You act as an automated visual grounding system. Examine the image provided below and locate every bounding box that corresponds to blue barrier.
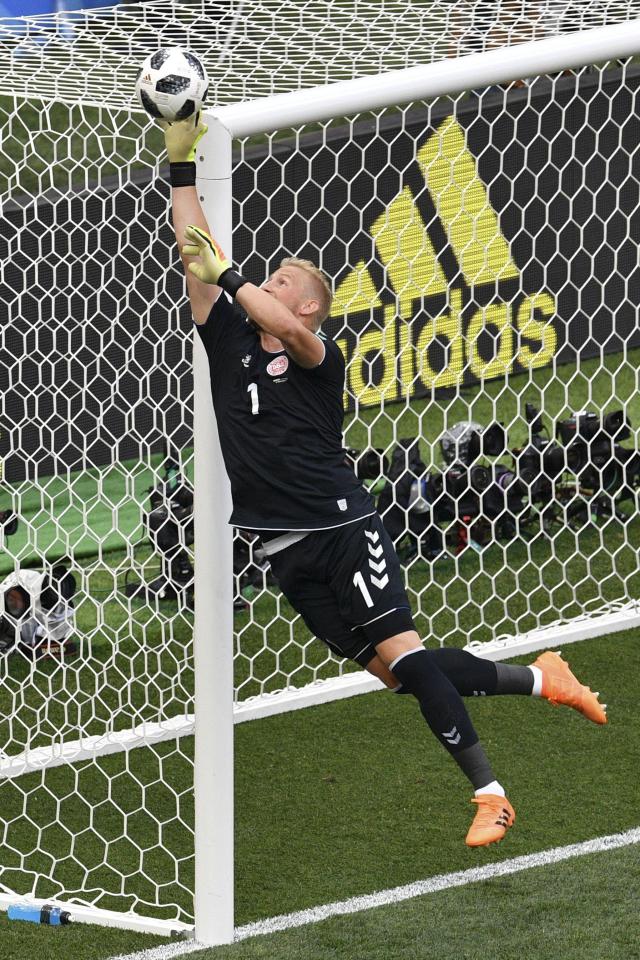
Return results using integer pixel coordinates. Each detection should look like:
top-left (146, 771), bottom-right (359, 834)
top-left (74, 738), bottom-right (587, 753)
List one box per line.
top-left (0, 1), bottom-right (53, 12)
top-left (0, 0), bottom-right (118, 12)
top-left (0, 0), bottom-right (118, 45)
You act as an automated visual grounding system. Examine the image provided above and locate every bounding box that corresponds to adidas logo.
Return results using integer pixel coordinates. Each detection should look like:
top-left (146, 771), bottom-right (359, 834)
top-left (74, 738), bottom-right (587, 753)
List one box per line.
top-left (330, 116), bottom-right (558, 406)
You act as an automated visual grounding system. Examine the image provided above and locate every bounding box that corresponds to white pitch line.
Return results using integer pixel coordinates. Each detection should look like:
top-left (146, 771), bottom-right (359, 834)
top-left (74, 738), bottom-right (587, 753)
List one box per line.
top-left (109, 826), bottom-right (640, 960)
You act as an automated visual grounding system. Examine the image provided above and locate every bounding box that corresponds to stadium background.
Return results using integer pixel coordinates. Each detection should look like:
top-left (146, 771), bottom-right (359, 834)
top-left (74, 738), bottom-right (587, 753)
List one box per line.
top-left (2, 65), bottom-right (639, 483)
top-left (0, 5), bottom-right (639, 956)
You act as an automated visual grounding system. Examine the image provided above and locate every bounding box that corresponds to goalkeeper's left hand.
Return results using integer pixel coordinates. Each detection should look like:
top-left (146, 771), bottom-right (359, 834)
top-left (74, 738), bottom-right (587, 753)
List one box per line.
top-left (182, 225), bottom-right (231, 285)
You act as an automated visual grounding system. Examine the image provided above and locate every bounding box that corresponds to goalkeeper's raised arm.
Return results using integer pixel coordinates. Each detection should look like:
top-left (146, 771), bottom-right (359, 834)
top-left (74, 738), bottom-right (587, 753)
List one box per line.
top-left (163, 115), bottom-right (219, 326)
top-left (164, 115), bottom-right (325, 370)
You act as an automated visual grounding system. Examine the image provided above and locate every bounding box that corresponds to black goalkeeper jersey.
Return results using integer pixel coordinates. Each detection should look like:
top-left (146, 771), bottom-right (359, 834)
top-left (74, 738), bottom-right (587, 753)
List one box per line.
top-left (196, 293), bottom-right (375, 531)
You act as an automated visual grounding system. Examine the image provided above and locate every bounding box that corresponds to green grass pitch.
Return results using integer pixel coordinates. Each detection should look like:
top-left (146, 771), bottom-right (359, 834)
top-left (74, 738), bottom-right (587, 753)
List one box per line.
top-left (0, 628), bottom-right (637, 960)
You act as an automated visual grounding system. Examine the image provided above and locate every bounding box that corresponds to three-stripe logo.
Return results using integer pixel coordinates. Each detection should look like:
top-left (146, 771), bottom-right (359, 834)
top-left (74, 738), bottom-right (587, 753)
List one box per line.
top-left (329, 115), bottom-right (558, 404)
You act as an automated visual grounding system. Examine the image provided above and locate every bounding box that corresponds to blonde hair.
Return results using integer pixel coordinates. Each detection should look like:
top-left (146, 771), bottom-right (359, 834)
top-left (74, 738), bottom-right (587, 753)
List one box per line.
top-left (280, 257), bottom-right (333, 329)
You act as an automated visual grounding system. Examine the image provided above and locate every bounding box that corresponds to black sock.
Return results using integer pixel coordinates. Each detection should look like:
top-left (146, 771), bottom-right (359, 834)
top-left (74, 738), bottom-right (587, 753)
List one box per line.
top-left (494, 662), bottom-right (535, 695)
top-left (430, 648), bottom-right (534, 696)
top-left (429, 648), bottom-right (498, 696)
top-left (453, 743), bottom-right (496, 791)
top-left (390, 648), bottom-right (496, 789)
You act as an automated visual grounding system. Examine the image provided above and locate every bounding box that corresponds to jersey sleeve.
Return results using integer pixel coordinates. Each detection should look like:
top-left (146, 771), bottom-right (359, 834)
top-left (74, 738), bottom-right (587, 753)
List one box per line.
top-left (195, 292), bottom-right (247, 361)
top-left (296, 337), bottom-right (345, 385)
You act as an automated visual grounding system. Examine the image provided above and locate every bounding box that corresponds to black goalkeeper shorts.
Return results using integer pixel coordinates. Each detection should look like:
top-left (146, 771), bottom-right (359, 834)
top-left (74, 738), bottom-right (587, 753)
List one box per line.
top-left (267, 513), bottom-right (416, 666)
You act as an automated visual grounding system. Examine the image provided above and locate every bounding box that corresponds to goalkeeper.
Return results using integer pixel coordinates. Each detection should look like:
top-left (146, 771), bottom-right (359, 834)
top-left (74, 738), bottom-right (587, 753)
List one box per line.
top-left (164, 115), bottom-right (607, 848)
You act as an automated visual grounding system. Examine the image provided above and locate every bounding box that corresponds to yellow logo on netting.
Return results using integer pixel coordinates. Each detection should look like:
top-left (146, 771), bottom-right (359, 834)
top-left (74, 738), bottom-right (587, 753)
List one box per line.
top-left (331, 116), bottom-right (557, 406)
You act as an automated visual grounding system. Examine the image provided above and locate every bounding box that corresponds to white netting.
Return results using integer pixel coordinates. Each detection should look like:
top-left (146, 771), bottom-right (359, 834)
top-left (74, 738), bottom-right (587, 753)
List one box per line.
top-left (2, 0), bottom-right (640, 107)
top-left (0, 0), bottom-right (639, 932)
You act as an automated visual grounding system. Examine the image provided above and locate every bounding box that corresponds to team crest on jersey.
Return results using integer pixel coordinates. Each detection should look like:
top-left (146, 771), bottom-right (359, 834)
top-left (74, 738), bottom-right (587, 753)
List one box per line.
top-left (266, 356), bottom-right (289, 377)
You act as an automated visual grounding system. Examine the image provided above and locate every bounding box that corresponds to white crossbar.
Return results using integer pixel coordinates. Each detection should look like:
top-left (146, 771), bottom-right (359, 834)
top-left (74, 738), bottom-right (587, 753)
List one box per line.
top-left (213, 20), bottom-right (640, 136)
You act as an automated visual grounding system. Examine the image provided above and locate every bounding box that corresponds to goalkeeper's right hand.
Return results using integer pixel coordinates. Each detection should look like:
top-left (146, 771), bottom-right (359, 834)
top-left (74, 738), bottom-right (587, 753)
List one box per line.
top-left (160, 113), bottom-right (207, 163)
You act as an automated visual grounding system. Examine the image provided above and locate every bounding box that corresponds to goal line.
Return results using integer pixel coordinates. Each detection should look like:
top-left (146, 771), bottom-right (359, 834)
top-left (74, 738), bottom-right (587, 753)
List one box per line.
top-left (105, 825), bottom-right (640, 959)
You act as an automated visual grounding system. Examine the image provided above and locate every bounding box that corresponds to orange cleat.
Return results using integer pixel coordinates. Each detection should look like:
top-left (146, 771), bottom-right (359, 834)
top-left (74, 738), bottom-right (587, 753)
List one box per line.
top-left (533, 650), bottom-right (607, 725)
top-left (466, 794), bottom-right (515, 847)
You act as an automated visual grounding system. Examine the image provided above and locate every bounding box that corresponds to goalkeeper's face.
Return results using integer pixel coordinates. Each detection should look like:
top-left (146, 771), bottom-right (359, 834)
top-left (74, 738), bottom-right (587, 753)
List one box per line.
top-left (262, 267), bottom-right (318, 327)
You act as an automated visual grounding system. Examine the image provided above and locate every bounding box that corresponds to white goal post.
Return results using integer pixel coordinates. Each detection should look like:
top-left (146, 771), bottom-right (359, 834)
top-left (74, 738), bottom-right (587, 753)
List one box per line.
top-left (1, 3), bottom-right (639, 947)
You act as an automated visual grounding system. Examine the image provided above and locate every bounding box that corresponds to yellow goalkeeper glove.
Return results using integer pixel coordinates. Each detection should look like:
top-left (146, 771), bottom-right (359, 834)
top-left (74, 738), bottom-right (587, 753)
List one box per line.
top-left (182, 225), bottom-right (248, 297)
top-left (161, 114), bottom-right (208, 186)
top-left (161, 113), bottom-right (207, 162)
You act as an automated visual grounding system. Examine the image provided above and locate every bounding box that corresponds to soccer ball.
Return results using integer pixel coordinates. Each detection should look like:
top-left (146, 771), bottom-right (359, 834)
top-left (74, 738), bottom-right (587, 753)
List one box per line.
top-left (135, 48), bottom-right (209, 122)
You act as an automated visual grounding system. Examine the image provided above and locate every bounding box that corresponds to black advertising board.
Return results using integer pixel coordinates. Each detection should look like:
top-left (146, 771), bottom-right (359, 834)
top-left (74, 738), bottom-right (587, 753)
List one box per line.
top-left (0, 179), bottom-right (191, 481)
top-left (235, 66), bottom-right (640, 408)
top-left (1, 66), bottom-right (638, 479)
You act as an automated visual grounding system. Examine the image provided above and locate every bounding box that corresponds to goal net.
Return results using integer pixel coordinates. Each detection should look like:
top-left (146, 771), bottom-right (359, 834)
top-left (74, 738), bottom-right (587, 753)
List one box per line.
top-left (0, 0), bottom-right (639, 938)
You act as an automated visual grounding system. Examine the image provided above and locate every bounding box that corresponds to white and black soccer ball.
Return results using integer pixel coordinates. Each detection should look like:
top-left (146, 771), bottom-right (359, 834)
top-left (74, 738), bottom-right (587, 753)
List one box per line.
top-left (135, 48), bottom-right (209, 122)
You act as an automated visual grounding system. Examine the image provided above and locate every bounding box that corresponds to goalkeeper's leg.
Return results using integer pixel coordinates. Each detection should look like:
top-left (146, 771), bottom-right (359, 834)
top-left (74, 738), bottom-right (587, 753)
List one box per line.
top-left (367, 646), bottom-right (606, 724)
top-left (372, 632), bottom-right (515, 847)
top-left (270, 515), bottom-right (516, 847)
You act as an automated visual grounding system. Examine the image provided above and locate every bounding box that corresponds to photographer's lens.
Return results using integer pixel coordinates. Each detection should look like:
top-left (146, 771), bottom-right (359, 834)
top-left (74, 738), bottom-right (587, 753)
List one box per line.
top-left (5, 586), bottom-right (30, 618)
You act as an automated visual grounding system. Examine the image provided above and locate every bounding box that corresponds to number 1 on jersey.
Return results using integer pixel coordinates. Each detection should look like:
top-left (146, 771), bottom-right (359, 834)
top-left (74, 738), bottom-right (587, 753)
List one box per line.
top-left (353, 570), bottom-right (374, 608)
top-left (247, 382), bottom-right (259, 415)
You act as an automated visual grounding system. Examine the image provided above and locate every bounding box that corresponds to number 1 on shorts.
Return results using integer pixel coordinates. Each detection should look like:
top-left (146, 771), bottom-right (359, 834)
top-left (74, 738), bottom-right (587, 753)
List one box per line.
top-left (353, 570), bottom-right (374, 608)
